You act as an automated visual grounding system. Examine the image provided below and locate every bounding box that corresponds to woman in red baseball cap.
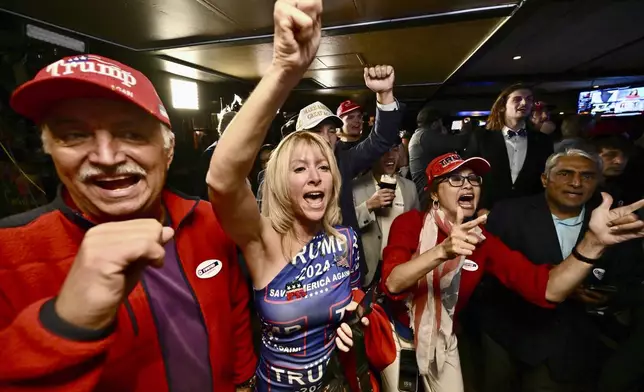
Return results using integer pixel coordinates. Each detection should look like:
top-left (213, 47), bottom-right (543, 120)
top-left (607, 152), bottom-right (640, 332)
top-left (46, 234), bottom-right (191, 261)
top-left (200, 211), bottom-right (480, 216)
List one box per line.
top-left (371, 152), bottom-right (644, 392)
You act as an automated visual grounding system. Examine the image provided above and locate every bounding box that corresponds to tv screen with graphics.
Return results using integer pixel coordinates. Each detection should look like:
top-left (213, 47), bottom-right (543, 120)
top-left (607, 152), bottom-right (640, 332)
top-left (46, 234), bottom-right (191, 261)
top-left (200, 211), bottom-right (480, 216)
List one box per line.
top-left (578, 86), bottom-right (643, 116)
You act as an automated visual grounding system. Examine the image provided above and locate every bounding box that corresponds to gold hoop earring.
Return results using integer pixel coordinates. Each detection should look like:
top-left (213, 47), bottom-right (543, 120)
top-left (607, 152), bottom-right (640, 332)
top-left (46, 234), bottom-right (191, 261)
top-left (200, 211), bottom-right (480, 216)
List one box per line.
top-left (432, 199), bottom-right (439, 210)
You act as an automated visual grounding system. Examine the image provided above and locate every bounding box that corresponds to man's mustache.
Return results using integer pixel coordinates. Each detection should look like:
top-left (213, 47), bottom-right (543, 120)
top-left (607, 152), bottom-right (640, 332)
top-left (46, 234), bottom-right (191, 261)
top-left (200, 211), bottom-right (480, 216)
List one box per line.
top-left (77, 163), bottom-right (146, 182)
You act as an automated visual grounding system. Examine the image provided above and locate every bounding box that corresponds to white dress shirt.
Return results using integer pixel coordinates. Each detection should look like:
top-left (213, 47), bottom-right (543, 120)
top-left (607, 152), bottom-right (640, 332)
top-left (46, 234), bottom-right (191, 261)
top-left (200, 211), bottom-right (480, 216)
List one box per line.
top-left (371, 176), bottom-right (405, 257)
top-left (376, 100), bottom-right (399, 111)
top-left (502, 126), bottom-right (528, 183)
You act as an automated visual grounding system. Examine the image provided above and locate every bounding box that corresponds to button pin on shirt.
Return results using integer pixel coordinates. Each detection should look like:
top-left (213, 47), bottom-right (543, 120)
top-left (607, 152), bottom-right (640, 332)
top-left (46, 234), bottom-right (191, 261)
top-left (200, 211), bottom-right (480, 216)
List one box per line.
top-left (195, 259), bottom-right (222, 279)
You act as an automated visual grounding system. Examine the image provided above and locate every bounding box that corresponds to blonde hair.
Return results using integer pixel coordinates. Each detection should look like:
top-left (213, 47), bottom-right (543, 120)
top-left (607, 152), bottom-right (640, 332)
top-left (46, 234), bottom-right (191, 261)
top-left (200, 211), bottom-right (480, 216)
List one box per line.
top-left (260, 131), bottom-right (344, 242)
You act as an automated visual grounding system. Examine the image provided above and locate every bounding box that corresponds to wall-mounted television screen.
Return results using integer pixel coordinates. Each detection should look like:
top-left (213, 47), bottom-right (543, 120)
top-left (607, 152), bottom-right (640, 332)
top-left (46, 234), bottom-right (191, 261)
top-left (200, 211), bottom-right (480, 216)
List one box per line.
top-left (578, 87), bottom-right (643, 116)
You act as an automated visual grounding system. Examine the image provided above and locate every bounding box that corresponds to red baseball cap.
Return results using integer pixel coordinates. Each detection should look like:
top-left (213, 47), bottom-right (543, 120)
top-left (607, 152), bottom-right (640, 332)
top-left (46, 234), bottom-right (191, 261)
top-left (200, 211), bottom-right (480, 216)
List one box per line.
top-left (10, 54), bottom-right (171, 128)
top-left (426, 153), bottom-right (490, 185)
top-left (337, 100), bottom-right (362, 117)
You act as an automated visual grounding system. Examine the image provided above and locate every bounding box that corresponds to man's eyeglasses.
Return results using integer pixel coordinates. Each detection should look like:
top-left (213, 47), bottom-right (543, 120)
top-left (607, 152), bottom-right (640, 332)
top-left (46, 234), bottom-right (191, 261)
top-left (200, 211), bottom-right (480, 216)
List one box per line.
top-left (440, 174), bottom-right (483, 187)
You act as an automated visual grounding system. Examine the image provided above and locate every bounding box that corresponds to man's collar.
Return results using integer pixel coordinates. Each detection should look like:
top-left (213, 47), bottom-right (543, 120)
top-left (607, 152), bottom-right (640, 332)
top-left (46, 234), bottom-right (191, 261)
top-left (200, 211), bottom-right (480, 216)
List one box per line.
top-left (552, 206), bottom-right (585, 225)
top-left (54, 186), bottom-right (200, 230)
top-left (502, 120), bottom-right (526, 134)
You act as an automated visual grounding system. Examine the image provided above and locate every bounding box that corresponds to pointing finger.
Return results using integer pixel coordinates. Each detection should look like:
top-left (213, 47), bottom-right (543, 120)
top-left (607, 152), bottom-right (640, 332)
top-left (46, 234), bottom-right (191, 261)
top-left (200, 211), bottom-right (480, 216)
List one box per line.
top-left (621, 198), bottom-right (644, 215)
top-left (460, 214), bottom-right (487, 230)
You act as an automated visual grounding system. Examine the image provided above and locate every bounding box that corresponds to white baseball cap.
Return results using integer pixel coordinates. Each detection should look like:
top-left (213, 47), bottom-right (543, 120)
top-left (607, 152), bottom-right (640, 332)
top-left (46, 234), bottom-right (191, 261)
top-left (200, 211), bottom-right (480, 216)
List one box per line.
top-left (296, 101), bottom-right (344, 131)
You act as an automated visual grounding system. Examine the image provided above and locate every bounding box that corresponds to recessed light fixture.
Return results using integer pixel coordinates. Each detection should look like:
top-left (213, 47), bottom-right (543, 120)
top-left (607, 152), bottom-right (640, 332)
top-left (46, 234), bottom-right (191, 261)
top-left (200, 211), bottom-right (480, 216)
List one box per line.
top-left (593, 85), bottom-right (599, 88)
top-left (559, 112), bottom-right (564, 115)
top-left (513, 55), bottom-right (522, 60)
top-left (26, 24), bottom-right (86, 52)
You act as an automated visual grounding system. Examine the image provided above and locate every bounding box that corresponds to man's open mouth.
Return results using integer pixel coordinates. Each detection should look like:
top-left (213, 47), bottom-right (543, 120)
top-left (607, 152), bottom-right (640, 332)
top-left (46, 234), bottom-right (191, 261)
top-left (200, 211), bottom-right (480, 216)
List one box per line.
top-left (92, 175), bottom-right (142, 191)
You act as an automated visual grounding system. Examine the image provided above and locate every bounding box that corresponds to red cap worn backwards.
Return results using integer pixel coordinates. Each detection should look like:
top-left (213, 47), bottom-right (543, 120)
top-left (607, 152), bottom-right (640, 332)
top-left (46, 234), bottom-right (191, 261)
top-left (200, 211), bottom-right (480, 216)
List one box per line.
top-left (336, 100), bottom-right (362, 117)
top-left (10, 54), bottom-right (171, 128)
top-left (426, 152), bottom-right (491, 186)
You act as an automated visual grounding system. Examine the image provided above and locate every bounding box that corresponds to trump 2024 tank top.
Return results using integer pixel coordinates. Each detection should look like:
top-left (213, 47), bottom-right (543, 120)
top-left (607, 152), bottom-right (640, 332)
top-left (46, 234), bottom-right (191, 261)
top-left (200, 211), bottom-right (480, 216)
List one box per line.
top-left (254, 226), bottom-right (360, 392)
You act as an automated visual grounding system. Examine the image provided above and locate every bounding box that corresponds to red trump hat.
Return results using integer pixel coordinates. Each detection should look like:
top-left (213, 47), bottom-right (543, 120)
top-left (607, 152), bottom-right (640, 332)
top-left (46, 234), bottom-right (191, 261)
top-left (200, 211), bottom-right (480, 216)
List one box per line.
top-left (337, 100), bottom-right (362, 117)
top-left (11, 54), bottom-right (171, 128)
top-left (426, 152), bottom-right (490, 185)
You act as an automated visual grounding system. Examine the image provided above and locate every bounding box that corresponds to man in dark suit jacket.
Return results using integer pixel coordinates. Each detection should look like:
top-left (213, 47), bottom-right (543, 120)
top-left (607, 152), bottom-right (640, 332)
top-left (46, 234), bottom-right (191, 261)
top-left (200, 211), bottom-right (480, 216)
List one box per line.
top-left (474, 149), bottom-right (644, 391)
top-left (466, 85), bottom-right (553, 213)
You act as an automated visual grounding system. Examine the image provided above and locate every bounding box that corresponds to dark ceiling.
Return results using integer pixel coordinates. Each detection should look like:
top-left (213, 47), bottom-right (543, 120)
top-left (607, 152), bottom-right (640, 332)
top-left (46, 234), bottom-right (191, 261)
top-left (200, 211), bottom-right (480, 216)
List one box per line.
top-left (0, 0), bottom-right (643, 113)
top-left (439, 0), bottom-right (644, 111)
top-left (0, 0), bottom-right (515, 102)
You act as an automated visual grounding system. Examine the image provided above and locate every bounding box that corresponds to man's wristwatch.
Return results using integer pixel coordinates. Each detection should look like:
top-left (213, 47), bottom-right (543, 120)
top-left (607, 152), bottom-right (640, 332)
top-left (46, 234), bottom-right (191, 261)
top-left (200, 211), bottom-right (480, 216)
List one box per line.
top-left (237, 375), bottom-right (257, 389)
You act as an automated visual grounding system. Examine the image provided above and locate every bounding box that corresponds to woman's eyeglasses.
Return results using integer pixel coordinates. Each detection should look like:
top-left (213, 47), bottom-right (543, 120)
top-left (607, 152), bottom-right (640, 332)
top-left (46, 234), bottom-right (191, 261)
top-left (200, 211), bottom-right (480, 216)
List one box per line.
top-left (441, 174), bottom-right (483, 187)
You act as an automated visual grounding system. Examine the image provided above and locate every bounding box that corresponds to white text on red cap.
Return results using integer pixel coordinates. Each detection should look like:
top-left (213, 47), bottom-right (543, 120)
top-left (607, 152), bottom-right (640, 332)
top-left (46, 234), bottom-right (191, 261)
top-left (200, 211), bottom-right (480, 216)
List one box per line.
top-left (46, 56), bottom-right (137, 88)
top-left (439, 155), bottom-right (459, 168)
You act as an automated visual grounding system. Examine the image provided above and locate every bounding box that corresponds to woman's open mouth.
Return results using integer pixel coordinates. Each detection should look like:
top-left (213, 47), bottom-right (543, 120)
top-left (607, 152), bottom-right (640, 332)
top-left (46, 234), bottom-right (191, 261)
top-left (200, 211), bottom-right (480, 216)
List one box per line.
top-left (304, 191), bottom-right (325, 209)
top-left (458, 193), bottom-right (475, 209)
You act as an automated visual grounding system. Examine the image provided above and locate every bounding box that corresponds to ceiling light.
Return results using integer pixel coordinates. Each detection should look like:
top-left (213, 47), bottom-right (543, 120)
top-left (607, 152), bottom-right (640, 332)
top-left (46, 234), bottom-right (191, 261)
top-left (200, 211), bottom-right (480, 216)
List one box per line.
top-left (559, 112), bottom-right (564, 115)
top-left (170, 78), bottom-right (199, 110)
top-left (593, 85), bottom-right (599, 88)
top-left (512, 55), bottom-right (522, 60)
top-left (26, 24), bottom-right (86, 52)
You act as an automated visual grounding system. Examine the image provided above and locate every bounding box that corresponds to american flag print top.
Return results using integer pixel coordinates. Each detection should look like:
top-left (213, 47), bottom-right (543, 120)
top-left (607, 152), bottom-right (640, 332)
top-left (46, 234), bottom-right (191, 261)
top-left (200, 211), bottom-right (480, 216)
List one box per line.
top-left (254, 226), bottom-right (360, 392)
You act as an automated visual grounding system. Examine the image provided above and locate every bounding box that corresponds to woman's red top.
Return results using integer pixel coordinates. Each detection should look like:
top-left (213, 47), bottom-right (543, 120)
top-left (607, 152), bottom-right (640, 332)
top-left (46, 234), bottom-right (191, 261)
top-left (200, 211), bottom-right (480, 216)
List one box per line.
top-left (380, 209), bottom-right (554, 327)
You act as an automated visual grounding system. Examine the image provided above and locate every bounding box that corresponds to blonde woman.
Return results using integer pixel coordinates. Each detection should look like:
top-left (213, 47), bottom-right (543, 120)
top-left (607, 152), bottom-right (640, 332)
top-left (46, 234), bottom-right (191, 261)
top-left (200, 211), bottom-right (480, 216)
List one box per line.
top-left (208, 1), bottom-right (365, 391)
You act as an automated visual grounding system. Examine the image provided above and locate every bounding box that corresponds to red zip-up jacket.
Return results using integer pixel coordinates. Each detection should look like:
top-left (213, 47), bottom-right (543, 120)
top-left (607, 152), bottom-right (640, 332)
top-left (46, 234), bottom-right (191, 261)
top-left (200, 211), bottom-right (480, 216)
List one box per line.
top-left (0, 188), bottom-right (257, 391)
top-left (380, 209), bottom-right (554, 328)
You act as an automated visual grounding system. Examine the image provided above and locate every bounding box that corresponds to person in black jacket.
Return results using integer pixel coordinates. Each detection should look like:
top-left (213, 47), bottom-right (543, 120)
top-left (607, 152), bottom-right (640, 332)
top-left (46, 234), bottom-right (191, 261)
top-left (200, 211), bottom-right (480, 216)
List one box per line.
top-left (474, 148), bottom-right (644, 391)
top-left (591, 135), bottom-right (641, 209)
top-left (409, 106), bottom-right (474, 209)
top-left (466, 84), bottom-right (553, 215)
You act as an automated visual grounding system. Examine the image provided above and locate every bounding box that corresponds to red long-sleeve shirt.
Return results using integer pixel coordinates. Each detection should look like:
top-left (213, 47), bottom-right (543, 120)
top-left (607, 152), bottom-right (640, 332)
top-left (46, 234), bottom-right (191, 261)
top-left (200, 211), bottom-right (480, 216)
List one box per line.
top-left (380, 209), bottom-right (554, 327)
top-left (0, 189), bottom-right (257, 391)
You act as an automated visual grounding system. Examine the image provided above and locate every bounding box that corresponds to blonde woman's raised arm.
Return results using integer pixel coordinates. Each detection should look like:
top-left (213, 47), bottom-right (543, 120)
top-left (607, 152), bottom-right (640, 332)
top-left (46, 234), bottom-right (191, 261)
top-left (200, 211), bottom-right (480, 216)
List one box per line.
top-left (207, 0), bottom-right (322, 248)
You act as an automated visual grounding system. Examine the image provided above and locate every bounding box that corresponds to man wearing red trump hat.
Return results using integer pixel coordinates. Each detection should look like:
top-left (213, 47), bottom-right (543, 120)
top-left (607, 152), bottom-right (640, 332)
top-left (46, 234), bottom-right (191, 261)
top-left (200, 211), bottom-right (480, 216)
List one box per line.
top-left (0, 53), bottom-right (257, 391)
top-left (337, 99), bottom-right (364, 149)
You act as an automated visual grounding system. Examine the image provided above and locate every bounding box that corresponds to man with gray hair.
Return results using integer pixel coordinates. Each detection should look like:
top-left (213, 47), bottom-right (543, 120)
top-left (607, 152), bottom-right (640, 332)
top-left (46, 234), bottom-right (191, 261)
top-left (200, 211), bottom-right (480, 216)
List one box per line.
top-left (0, 54), bottom-right (257, 391)
top-left (473, 148), bottom-right (644, 391)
